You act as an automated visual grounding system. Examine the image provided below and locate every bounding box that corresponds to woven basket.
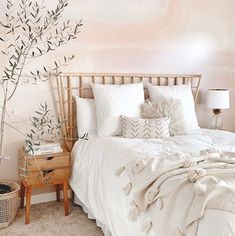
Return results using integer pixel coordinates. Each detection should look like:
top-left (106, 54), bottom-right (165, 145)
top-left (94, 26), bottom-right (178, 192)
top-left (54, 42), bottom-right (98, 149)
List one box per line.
top-left (0, 181), bottom-right (20, 229)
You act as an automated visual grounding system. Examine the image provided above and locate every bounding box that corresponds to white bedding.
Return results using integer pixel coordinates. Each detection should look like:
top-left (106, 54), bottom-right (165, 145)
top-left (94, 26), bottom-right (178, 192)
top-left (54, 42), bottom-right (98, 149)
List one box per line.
top-left (70, 129), bottom-right (235, 236)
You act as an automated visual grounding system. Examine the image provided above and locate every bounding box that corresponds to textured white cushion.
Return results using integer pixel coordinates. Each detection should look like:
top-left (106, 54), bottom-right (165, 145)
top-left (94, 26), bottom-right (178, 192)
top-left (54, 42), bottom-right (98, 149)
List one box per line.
top-left (147, 83), bottom-right (199, 130)
top-left (92, 83), bottom-right (145, 136)
top-left (122, 116), bottom-right (170, 139)
top-left (141, 99), bottom-right (188, 136)
top-left (75, 97), bottom-right (97, 136)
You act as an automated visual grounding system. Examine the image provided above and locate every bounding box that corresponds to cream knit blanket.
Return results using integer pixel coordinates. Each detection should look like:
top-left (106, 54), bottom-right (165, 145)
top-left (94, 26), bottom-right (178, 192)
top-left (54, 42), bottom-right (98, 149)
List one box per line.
top-left (115, 151), bottom-right (235, 235)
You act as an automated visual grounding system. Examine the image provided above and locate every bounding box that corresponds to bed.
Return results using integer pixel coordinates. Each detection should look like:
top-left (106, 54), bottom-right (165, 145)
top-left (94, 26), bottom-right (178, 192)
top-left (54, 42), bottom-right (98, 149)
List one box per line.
top-left (54, 73), bottom-right (235, 236)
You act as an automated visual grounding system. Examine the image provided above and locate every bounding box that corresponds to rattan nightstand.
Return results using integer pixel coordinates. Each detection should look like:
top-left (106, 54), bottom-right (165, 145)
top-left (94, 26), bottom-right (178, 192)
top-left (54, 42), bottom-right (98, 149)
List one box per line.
top-left (18, 148), bottom-right (70, 224)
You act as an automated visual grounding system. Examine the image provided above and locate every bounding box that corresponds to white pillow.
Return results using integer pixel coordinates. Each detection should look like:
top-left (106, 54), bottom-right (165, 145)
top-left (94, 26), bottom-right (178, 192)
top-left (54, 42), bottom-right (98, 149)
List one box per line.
top-left (122, 115), bottom-right (170, 139)
top-left (75, 97), bottom-right (97, 136)
top-left (147, 83), bottom-right (199, 131)
top-left (92, 83), bottom-right (145, 136)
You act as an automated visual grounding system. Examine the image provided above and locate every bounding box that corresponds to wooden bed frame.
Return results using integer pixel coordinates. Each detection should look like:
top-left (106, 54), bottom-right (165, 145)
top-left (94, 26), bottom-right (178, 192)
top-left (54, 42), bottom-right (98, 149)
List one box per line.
top-left (53, 73), bottom-right (201, 151)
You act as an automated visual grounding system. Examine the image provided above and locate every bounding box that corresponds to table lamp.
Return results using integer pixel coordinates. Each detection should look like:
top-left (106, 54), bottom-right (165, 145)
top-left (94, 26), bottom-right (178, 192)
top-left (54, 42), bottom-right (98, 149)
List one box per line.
top-left (206, 89), bottom-right (230, 129)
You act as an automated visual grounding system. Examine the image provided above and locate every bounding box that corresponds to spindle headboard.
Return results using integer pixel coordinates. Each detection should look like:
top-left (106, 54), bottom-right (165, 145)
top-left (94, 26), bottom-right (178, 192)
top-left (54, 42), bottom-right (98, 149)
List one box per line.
top-left (54, 73), bottom-right (201, 150)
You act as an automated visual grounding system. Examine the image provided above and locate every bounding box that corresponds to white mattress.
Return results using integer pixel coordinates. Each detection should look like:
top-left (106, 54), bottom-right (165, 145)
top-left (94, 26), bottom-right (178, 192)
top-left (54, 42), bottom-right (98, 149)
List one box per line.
top-left (70, 129), bottom-right (235, 236)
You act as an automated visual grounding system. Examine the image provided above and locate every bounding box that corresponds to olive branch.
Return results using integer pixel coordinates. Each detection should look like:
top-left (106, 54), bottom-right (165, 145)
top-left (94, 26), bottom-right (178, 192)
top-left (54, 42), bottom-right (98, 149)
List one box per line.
top-left (0, 0), bottom-right (82, 163)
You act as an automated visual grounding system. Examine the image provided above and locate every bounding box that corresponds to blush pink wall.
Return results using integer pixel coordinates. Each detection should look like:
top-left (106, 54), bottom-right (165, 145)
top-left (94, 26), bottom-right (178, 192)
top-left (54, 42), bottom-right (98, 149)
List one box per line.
top-left (70, 0), bottom-right (235, 130)
top-left (0, 0), bottom-right (235, 182)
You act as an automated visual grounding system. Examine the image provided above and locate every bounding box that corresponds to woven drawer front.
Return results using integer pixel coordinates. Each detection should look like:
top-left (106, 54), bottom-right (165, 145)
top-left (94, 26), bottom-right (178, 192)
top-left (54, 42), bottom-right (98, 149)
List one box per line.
top-left (23, 168), bottom-right (70, 185)
top-left (24, 154), bottom-right (69, 171)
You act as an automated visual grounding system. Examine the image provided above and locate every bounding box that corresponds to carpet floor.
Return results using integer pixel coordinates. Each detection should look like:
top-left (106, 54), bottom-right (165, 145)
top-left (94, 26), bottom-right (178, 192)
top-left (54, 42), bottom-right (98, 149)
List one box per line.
top-left (0, 201), bottom-right (104, 236)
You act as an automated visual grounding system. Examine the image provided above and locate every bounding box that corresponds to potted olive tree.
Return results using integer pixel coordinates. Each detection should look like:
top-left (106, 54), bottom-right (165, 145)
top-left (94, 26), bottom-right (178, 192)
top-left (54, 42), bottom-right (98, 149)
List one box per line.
top-left (0, 0), bottom-right (82, 228)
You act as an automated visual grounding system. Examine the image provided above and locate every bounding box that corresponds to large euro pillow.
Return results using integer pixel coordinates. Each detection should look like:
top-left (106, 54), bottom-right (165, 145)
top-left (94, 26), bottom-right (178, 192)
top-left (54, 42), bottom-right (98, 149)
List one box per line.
top-left (147, 83), bottom-right (199, 131)
top-left (75, 97), bottom-right (97, 137)
top-left (92, 83), bottom-right (145, 136)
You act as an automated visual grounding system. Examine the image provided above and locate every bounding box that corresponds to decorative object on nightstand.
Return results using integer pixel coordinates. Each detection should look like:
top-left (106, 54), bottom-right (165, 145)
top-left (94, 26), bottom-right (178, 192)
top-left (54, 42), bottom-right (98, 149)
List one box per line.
top-left (18, 148), bottom-right (70, 224)
top-left (27, 142), bottom-right (63, 156)
top-left (206, 89), bottom-right (230, 129)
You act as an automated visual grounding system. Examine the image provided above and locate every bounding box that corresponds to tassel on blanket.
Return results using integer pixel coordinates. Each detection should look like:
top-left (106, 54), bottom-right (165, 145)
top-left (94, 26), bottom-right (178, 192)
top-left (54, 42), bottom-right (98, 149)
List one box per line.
top-left (123, 182), bottom-right (132, 195)
top-left (187, 168), bottom-right (206, 183)
top-left (115, 166), bottom-right (125, 176)
top-left (194, 182), bottom-right (207, 195)
top-left (142, 221), bottom-right (153, 235)
top-left (144, 187), bottom-right (159, 205)
top-left (156, 197), bottom-right (164, 210)
top-left (129, 201), bottom-right (140, 221)
top-left (194, 176), bottom-right (218, 195)
top-left (183, 160), bottom-right (197, 168)
top-left (132, 159), bottom-right (146, 175)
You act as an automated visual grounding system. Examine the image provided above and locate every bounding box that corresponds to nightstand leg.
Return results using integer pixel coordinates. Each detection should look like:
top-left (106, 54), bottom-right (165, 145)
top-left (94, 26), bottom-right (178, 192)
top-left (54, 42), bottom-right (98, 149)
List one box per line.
top-left (63, 181), bottom-right (69, 216)
top-left (56, 184), bottom-right (61, 202)
top-left (25, 186), bottom-right (32, 224)
top-left (20, 182), bottom-right (25, 209)
top-left (72, 190), bottom-right (75, 205)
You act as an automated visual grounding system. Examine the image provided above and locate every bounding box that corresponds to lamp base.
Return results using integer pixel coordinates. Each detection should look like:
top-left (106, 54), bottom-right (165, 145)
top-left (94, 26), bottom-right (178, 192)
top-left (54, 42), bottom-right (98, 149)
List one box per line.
top-left (210, 110), bottom-right (223, 130)
top-left (213, 109), bottom-right (221, 115)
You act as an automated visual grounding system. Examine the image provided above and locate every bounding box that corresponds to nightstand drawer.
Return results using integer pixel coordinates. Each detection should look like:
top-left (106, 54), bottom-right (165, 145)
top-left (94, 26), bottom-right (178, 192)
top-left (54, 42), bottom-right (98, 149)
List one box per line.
top-left (18, 147), bottom-right (71, 224)
top-left (22, 167), bottom-right (70, 186)
top-left (24, 155), bottom-right (69, 171)
top-left (18, 148), bottom-right (70, 171)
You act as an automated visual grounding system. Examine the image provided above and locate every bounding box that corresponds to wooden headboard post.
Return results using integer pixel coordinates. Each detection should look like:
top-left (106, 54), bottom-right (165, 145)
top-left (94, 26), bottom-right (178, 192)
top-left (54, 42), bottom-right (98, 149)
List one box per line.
top-left (54, 73), bottom-right (201, 151)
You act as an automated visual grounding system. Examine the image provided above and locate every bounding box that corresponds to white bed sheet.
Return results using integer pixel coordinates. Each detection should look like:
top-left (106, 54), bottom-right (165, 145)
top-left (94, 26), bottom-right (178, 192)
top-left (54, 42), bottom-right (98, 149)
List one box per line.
top-left (70, 129), bottom-right (235, 236)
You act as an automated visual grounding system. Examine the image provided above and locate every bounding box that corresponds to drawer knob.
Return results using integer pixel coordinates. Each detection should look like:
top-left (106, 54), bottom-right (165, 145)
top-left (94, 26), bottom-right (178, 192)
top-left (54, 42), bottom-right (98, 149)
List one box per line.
top-left (43, 169), bottom-right (54, 177)
top-left (46, 157), bottom-right (54, 161)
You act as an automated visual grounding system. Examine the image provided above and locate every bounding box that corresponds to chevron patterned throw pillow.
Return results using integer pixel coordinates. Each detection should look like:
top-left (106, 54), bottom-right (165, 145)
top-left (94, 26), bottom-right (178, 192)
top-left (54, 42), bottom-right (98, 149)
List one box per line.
top-left (122, 116), bottom-right (170, 139)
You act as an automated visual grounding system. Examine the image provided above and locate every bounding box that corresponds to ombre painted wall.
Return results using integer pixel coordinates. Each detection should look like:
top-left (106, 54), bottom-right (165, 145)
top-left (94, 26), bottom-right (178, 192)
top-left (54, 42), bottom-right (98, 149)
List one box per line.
top-left (0, 0), bottom-right (235, 182)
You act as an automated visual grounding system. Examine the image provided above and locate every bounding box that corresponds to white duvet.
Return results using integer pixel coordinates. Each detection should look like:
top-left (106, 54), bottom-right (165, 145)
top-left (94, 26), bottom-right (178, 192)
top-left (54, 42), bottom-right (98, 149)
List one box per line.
top-left (70, 129), bottom-right (235, 236)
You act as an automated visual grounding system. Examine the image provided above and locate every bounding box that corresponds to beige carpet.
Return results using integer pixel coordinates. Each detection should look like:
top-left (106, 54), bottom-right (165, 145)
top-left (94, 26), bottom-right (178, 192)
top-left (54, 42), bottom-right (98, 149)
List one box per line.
top-left (0, 201), bottom-right (104, 236)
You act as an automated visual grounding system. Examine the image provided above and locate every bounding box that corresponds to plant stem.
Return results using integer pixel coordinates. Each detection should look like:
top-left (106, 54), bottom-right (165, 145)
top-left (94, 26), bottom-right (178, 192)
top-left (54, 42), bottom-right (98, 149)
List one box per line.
top-left (7, 45), bottom-right (31, 101)
top-left (0, 93), bottom-right (7, 164)
top-left (5, 122), bottom-right (27, 137)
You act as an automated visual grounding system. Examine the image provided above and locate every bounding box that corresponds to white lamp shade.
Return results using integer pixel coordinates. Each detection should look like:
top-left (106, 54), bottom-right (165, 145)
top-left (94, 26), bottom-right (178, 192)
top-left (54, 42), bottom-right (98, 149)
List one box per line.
top-left (206, 89), bottom-right (230, 109)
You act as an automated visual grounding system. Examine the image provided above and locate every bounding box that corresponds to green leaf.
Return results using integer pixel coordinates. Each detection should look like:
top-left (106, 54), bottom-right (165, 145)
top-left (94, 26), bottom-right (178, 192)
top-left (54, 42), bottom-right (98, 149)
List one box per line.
top-left (37, 47), bottom-right (42, 54)
top-left (25, 139), bottom-right (32, 146)
top-left (0, 21), bottom-right (10, 28)
top-left (27, 161), bottom-right (32, 166)
top-left (30, 129), bottom-right (36, 134)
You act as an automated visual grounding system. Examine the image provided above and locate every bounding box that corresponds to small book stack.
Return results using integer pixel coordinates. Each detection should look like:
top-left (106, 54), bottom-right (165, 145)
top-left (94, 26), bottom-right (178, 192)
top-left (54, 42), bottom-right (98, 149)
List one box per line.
top-left (28, 142), bottom-right (63, 156)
